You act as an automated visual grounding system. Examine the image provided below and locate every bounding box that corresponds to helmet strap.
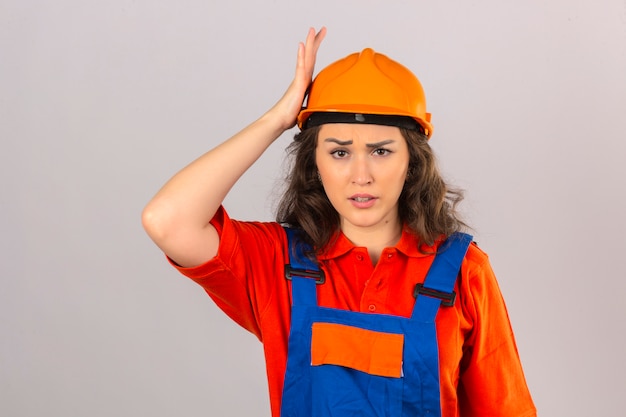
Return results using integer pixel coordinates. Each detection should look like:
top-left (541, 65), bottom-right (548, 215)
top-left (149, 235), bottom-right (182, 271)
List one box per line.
top-left (304, 112), bottom-right (422, 133)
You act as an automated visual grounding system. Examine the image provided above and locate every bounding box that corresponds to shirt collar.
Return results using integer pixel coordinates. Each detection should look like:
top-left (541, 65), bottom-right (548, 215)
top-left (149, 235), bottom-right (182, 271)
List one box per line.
top-left (318, 227), bottom-right (440, 260)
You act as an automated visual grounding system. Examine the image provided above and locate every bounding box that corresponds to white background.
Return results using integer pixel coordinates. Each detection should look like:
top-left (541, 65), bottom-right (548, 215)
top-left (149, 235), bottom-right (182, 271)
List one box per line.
top-left (2, 0), bottom-right (625, 416)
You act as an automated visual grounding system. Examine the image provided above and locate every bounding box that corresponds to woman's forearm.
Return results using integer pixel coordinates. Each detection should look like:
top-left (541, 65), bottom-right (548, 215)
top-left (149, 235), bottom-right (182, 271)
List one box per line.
top-left (141, 110), bottom-right (287, 266)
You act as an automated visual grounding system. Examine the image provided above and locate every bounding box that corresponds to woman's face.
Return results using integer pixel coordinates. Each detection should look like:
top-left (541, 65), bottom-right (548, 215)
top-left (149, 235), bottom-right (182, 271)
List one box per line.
top-left (316, 123), bottom-right (410, 236)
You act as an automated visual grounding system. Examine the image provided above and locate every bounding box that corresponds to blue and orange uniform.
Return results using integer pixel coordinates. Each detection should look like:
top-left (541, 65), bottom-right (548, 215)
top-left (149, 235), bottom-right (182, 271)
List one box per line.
top-left (170, 207), bottom-right (536, 417)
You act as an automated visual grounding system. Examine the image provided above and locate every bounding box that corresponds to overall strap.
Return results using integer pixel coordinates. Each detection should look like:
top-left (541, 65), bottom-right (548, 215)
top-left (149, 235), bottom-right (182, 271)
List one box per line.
top-left (284, 227), bottom-right (324, 306)
top-left (412, 232), bottom-right (473, 321)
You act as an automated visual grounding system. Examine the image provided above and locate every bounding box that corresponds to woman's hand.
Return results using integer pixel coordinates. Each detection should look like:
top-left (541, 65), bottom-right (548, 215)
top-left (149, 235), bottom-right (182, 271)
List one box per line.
top-left (268, 27), bottom-right (327, 131)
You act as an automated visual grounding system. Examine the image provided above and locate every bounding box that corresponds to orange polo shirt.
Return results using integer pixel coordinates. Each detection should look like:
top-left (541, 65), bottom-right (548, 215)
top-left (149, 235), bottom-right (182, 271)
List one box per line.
top-left (170, 207), bottom-right (536, 417)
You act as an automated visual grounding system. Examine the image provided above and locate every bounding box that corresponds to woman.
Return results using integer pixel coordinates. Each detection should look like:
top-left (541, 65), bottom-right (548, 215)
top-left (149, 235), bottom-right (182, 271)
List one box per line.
top-left (142, 28), bottom-right (536, 417)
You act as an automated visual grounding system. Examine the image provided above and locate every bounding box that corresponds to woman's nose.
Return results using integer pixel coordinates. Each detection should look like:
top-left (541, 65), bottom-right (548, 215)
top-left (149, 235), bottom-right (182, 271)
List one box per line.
top-left (351, 156), bottom-right (373, 185)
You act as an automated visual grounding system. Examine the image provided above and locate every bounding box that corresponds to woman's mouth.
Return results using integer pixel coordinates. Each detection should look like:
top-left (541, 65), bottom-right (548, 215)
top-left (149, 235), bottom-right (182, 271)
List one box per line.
top-left (349, 194), bottom-right (377, 208)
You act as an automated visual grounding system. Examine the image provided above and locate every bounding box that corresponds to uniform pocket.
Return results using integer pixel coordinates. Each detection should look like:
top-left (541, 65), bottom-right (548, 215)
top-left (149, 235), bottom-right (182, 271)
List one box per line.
top-left (311, 322), bottom-right (404, 378)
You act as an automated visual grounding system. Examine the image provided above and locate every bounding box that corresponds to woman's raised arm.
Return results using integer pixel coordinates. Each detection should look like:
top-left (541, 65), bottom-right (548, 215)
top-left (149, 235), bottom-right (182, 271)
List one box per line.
top-left (142, 27), bottom-right (326, 267)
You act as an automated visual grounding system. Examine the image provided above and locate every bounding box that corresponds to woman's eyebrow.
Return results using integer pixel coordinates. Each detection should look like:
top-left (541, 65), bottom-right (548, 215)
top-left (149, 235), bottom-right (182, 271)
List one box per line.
top-left (366, 139), bottom-right (395, 148)
top-left (323, 138), bottom-right (353, 146)
top-left (323, 138), bottom-right (396, 147)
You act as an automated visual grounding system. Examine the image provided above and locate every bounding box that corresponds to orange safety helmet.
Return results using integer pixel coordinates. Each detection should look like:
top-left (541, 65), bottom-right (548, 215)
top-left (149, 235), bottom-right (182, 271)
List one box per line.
top-left (297, 48), bottom-right (433, 137)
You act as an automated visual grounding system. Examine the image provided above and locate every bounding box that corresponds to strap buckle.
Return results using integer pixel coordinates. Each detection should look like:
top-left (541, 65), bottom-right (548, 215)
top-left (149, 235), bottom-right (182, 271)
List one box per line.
top-left (284, 265), bottom-right (325, 284)
top-left (413, 283), bottom-right (456, 307)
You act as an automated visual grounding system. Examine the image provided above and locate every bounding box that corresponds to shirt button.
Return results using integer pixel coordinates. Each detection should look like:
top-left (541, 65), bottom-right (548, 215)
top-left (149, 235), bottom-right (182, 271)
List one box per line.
top-left (368, 304), bottom-right (376, 312)
top-left (356, 254), bottom-right (364, 261)
top-left (387, 253), bottom-right (393, 259)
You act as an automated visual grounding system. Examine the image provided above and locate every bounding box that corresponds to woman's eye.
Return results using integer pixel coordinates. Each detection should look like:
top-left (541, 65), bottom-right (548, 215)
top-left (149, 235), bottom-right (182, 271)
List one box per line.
top-left (374, 148), bottom-right (391, 156)
top-left (331, 150), bottom-right (348, 158)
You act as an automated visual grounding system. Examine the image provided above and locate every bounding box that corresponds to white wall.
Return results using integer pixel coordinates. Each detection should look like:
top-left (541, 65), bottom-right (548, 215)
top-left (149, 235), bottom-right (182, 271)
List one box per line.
top-left (2, 0), bottom-right (625, 415)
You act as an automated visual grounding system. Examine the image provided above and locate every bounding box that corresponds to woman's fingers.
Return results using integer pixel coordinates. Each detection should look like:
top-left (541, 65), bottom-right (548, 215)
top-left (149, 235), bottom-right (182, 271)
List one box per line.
top-left (302, 27), bottom-right (326, 78)
top-left (292, 27), bottom-right (326, 95)
top-left (268, 27), bottom-right (327, 130)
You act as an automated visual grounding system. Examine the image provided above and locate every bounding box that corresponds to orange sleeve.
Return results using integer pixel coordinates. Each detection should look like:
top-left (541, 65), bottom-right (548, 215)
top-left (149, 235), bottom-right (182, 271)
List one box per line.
top-left (457, 246), bottom-right (536, 416)
top-left (168, 206), bottom-right (287, 341)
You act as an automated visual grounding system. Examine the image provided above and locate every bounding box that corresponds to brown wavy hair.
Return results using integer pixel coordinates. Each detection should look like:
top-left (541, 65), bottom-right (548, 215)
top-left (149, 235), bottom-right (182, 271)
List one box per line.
top-left (276, 125), bottom-right (467, 253)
